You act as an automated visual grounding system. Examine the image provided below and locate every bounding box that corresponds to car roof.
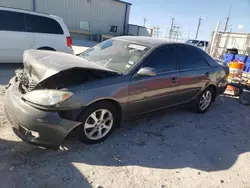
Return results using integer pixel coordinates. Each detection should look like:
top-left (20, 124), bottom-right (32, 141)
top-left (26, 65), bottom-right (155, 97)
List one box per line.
top-left (114, 36), bottom-right (172, 47)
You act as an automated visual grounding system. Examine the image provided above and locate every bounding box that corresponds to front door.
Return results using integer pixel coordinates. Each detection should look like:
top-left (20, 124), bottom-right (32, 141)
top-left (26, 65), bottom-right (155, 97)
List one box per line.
top-left (127, 46), bottom-right (180, 117)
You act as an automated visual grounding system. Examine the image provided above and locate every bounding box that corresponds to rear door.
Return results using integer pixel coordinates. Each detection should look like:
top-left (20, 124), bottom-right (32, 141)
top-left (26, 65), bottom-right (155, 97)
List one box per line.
top-left (176, 45), bottom-right (212, 103)
top-left (127, 46), bottom-right (180, 116)
top-left (25, 14), bottom-right (65, 51)
top-left (0, 10), bottom-right (33, 63)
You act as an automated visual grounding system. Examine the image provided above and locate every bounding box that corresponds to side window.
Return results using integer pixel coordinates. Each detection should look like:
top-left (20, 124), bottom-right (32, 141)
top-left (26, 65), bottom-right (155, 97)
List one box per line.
top-left (144, 47), bottom-right (177, 73)
top-left (205, 41), bottom-right (208, 47)
top-left (0, 10), bottom-right (25, 31)
top-left (197, 41), bottom-right (204, 47)
top-left (25, 14), bottom-right (64, 34)
top-left (178, 46), bottom-right (210, 70)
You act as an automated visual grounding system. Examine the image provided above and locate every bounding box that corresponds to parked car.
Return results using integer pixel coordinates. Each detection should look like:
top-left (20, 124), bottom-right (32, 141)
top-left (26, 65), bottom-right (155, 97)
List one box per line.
top-left (4, 36), bottom-right (229, 149)
top-left (186, 39), bottom-right (209, 51)
top-left (0, 7), bottom-right (73, 63)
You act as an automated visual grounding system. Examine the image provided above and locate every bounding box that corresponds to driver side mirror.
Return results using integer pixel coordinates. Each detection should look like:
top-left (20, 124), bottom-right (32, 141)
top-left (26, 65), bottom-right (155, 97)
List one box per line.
top-left (137, 67), bottom-right (156, 77)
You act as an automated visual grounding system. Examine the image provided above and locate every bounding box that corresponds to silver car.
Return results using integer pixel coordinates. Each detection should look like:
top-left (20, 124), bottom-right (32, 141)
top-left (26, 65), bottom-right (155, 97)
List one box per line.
top-left (4, 36), bottom-right (228, 149)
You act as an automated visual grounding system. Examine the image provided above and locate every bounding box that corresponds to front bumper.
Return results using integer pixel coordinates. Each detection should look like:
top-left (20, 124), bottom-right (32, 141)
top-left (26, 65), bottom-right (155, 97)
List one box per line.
top-left (4, 78), bottom-right (81, 149)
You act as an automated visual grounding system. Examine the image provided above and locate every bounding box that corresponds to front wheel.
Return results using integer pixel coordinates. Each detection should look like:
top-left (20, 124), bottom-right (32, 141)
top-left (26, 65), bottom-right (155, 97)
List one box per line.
top-left (194, 88), bottom-right (214, 113)
top-left (76, 102), bottom-right (119, 144)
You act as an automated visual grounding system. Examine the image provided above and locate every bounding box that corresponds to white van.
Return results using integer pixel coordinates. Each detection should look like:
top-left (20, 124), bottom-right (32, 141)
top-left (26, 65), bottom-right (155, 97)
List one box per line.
top-left (186, 39), bottom-right (209, 52)
top-left (0, 7), bottom-right (73, 63)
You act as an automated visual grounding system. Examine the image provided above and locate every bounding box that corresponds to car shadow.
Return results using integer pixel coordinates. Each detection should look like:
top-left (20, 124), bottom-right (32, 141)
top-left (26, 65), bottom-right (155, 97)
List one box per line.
top-left (0, 137), bottom-right (92, 188)
top-left (0, 64), bottom-right (23, 85)
top-left (64, 95), bottom-right (250, 172)
top-left (0, 95), bottom-right (249, 187)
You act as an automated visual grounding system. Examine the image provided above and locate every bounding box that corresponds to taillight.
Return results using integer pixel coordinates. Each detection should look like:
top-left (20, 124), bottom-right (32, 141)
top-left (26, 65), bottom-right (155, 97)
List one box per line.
top-left (66, 36), bottom-right (72, 47)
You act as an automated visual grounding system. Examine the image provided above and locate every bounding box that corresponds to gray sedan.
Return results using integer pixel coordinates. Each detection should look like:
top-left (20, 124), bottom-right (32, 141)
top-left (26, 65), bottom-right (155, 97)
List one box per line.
top-left (4, 36), bottom-right (229, 149)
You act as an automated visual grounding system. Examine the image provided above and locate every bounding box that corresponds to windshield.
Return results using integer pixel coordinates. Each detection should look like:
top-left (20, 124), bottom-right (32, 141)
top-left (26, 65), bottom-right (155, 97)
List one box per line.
top-left (186, 40), bottom-right (199, 45)
top-left (79, 39), bottom-right (150, 74)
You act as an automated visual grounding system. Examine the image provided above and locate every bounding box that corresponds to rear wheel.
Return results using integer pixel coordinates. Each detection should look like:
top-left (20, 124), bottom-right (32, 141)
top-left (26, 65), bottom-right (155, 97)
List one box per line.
top-left (194, 87), bottom-right (214, 113)
top-left (76, 102), bottom-right (119, 144)
top-left (37, 47), bottom-right (55, 51)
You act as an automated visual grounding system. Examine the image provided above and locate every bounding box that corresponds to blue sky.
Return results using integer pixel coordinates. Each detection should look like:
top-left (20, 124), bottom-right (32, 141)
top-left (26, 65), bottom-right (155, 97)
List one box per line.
top-left (126, 0), bottom-right (250, 40)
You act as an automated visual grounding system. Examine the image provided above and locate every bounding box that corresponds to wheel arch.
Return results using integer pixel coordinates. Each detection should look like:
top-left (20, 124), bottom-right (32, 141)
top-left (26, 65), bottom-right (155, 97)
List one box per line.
top-left (79, 98), bottom-right (123, 124)
top-left (206, 84), bottom-right (217, 101)
top-left (37, 46), bottom-right (56, 51)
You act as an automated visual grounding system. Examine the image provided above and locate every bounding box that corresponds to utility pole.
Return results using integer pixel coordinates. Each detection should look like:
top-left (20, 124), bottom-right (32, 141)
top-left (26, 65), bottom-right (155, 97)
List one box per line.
top-left (156, 26), bottom-right (160, 38)
top-left (210, 21), bottom-right (221, 56)
top-left (153, 26), bottom-right (160, 38)
top-left (187, 28), bottom-right (191, 40)
top-left (169, 18), bottom-right (175, 40)
top-left (143, 17), bottom-right (147, 27)
top-left (172, 25), bottom-right (182, 41)
top-left (195, 17), bottom-right (203, 39)
top-left (224, 5), bottom-right (232, 32)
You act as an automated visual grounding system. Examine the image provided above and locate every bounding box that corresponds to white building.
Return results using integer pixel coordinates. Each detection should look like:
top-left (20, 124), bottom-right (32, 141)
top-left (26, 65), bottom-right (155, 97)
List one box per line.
top-left (0, 0), bottom-right (132, 40)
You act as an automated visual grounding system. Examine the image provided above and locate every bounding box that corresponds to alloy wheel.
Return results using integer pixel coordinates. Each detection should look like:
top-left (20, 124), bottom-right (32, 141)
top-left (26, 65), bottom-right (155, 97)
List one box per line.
top-left (199, 90), bottom-right (212, 111)
top-left (84, 109), bottom-right (113, 140)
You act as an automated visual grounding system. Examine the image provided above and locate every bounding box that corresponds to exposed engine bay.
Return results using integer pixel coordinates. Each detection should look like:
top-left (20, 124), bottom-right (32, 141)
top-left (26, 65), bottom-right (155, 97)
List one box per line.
top-left (16, 67), bottom-right (117, 94)
top-left (15, 69), bottom-right (37, 93)
top-left (16, 50), bottom-right (119, 94)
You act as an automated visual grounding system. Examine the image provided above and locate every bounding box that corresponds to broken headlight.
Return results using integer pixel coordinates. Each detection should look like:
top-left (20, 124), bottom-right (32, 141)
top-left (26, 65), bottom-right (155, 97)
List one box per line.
top-left (23, 90), bottom-right (73, 106)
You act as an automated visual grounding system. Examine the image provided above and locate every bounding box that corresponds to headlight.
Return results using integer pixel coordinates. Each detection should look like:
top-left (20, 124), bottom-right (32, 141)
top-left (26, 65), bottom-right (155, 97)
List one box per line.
top-left (23, 90), bottom-right (73, 106)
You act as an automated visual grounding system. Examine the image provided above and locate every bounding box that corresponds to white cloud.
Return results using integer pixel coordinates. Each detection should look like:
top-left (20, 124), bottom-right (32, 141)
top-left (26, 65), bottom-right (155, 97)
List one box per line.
top-left (238, 25), bottom-right (244, 29)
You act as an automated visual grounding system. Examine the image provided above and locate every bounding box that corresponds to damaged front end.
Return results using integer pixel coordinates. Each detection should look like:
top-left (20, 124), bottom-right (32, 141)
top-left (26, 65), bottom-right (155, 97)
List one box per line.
top-left (15, 69), bottom-right (38, 94)
top-left (15, 67), bottom-right (115, 94)
top-left (4, 50), bottom-right (119, 148)
top-left (4, 73), bottom-right (83, 149)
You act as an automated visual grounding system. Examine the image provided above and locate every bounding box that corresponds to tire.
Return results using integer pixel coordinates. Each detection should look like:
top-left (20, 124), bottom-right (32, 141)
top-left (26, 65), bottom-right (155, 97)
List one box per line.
top-left (76, 101), bottom-right (119, 144)
top-left (37, 47), bottom-right (55, 51)
top-left (194, 87), bottom-right (214, 113)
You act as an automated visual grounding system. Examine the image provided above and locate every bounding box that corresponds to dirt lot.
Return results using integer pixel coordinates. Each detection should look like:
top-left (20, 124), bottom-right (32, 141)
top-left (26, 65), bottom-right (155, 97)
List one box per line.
top-left (0, 64), bottom-right (250, 188)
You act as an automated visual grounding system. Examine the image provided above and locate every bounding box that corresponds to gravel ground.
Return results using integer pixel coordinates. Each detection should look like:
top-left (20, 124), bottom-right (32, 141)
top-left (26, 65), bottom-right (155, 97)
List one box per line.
top-left (0, 64), bottom-right (250, 188)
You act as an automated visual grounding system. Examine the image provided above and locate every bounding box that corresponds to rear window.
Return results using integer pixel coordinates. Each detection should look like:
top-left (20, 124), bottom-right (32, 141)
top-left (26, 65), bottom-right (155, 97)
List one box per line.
top-left (0, 10), bottom-right (25, 31)
top-left (25, 14), bottom-right (64, 34)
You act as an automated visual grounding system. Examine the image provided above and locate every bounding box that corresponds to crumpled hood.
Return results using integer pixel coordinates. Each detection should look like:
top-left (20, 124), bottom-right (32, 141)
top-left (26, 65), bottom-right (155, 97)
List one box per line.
top-left (23, 50), bottom-right (116, 82)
